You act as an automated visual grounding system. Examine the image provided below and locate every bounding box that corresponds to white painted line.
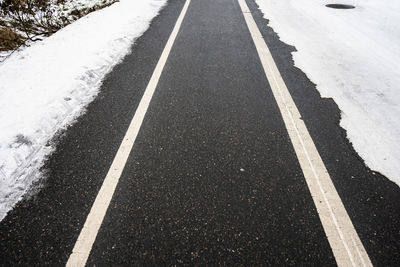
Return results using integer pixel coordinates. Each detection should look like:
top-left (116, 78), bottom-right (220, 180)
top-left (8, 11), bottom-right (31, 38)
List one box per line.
top-left (66, 1), bottom-right (191, 265)
top-left (237, 0), bottom-right (372, 266)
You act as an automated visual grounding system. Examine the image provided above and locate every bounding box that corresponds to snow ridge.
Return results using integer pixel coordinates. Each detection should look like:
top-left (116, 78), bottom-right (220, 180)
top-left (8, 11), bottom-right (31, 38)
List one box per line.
top-left (0, 0), bottom-right (167, 220)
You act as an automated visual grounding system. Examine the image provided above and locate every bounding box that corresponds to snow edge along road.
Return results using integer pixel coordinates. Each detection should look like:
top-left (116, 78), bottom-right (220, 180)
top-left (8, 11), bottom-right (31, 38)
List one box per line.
top-left (0, 0), bottom-right (168, 221)
top-left (66, 0), bottom-right (191, 265)
top-left (237, 0), bottom-right (372, 266)
top-left (254, 0), bottom-right (400, 186)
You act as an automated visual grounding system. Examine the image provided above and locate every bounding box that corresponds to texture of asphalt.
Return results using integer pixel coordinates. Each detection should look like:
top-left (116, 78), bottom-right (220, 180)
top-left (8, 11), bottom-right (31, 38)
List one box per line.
top-left (87, 0), bottom-right (335, 264)
top-left (0, 0), bottom-right (399, 265)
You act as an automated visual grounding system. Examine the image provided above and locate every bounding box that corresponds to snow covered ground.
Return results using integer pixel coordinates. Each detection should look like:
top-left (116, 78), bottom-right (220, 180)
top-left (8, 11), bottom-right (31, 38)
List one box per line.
top-left (0, 0), bottom-right (167, 220)
top-left (256, 0), bottom-right (400, 186)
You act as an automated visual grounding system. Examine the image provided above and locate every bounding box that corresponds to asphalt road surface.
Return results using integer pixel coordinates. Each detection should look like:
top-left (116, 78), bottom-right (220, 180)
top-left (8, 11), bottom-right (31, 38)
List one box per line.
top-left (1, 0), bottom-right (399, 266)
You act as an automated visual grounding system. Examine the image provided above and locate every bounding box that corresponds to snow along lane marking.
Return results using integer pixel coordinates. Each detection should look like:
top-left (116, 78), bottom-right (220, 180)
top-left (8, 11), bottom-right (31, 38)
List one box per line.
top-left (66, 0), bottom-right (191, 265)
top-left (237, 0), bottom-right (372, 266)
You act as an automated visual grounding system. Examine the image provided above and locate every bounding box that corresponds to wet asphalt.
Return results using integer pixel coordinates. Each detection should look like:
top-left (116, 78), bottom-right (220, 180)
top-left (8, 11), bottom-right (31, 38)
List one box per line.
top-left (1, 0), bottom-right (399, 266)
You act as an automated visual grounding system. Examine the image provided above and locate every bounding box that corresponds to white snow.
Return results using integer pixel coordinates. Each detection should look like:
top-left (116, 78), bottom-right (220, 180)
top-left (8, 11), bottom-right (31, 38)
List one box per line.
top-left (0, 0), bottom-right (167, 220)
top-left (256, 0), bottom-right (400, 185)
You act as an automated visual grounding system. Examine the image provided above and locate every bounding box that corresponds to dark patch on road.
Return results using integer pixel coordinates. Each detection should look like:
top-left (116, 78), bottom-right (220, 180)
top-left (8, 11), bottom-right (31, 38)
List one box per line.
top-left (326, 4), bottom-right (355, 9)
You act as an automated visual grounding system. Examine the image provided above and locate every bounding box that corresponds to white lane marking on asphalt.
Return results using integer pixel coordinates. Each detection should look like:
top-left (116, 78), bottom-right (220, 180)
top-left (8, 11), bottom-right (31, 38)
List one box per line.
top-left (66, 0), bottom-right (191, 265)
top-left (237, 0), bottom-right (372, 266)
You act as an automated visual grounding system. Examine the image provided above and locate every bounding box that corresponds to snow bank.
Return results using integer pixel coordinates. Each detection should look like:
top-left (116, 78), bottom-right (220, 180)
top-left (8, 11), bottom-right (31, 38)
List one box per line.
top-left (256, 0), bottom-right (400, 185)
top-left (0, 0), bottom-right (167, 220)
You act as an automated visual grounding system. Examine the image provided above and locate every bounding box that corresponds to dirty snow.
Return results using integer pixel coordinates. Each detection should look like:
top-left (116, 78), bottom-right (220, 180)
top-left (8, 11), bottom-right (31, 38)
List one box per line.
top-left (256, 0), bottom-right (400, 185)
top-left (0, 0), bottom-right (167, 220)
